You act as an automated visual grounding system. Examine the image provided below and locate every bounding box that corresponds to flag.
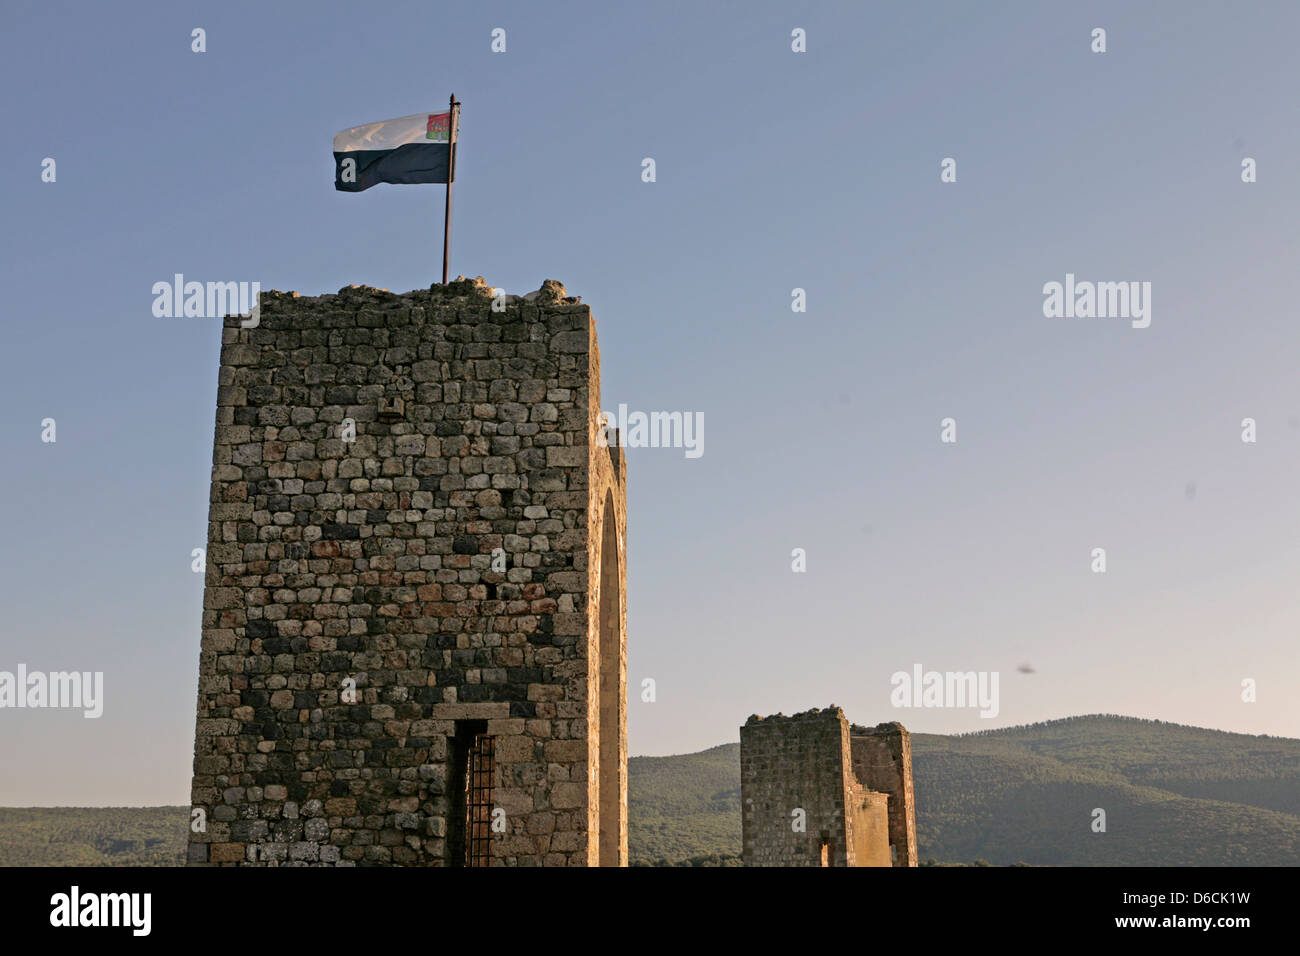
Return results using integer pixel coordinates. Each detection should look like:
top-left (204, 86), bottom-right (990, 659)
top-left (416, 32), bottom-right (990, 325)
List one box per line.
top-left (333, 110), bottom-right (457, 192)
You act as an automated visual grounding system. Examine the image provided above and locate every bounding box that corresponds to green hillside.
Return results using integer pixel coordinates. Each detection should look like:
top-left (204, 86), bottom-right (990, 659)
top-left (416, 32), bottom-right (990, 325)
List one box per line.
top-left (628, 743), bottom-right (742, 864)
top-left (911, 742), bottom-right (1300, 865)
top-left (928, 716), bottom-right (1300, 815)
top-left (3, 716), bottom-right (1297, 865)
top-left (0, 807), bottom-right (187, 866)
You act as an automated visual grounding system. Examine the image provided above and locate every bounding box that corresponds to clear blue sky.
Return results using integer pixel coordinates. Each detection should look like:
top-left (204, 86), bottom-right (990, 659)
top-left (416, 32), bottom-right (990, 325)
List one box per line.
top-left (3, 1), bottom-right (1299, 804)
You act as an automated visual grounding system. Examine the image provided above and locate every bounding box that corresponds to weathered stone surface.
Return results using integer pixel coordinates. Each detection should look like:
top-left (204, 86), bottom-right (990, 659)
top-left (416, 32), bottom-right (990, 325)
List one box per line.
top-left (739, 706), bottom-right (916, 867)
top-left (188, 280), bottom-right (627, 867)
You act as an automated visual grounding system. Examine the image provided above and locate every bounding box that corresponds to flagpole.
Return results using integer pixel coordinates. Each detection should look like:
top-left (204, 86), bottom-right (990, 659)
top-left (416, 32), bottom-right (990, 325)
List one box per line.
top-left (442, 93), bottom-right (459, 285)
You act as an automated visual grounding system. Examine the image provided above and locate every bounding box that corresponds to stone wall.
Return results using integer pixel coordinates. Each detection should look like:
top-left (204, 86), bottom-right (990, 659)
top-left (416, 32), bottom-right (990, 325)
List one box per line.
top-left (740, 707), bottom-right (854, 866)
top-left (850, 722), bottom-right (918, 867)
top-left (740, 706), bottom-right (915, 867)
top-left (187, 277), bottom-right (627, 866)
top-left (850, 790), bottom-right (891, 867)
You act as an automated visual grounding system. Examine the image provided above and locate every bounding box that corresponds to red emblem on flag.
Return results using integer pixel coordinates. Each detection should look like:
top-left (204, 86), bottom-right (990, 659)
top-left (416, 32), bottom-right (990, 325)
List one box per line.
top-left (427, 113), bottom-right (449, 141)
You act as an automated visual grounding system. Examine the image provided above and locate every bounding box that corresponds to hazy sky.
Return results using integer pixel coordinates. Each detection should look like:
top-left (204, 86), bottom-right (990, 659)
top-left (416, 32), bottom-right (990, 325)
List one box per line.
top-left (3, 1), bottom-right (1298, 805)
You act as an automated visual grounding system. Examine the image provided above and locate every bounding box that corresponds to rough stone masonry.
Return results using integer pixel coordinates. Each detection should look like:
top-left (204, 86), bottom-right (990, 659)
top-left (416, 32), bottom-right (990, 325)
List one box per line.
top-left (740, 706), bottom-right (916, 866)
top-left (187, 277), bottom-right (627, 866)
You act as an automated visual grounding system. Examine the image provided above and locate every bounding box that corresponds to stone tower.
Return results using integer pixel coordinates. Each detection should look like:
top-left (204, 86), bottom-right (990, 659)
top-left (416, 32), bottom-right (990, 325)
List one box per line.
top-left (187, 278), bottom-right (627, 866)
top-left (739, 706), bottom-right (916, 867)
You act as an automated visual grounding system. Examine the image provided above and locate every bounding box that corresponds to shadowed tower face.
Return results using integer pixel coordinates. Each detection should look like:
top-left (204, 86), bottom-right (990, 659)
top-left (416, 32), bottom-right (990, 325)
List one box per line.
top-left (187, 278), bottom-right (627, 866)
top-left (596, 488), bottom-right (625, 865)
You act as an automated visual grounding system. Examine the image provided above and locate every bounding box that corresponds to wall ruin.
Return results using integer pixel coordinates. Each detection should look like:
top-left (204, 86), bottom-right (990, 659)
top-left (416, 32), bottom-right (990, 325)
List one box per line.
top-left (740, 706), bottom-right (916, 867)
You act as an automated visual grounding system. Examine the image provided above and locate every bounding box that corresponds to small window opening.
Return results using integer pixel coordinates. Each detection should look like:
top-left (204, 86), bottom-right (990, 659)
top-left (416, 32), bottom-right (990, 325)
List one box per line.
top-left (447, 720), bottom-right (494, 866)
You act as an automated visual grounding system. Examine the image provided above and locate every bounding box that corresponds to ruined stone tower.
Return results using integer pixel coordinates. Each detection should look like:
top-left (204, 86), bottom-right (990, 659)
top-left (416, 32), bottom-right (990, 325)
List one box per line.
top-left (187, 278), bottom-right (627, 866)
top-left (740, 706), bottom-right (916, 867)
